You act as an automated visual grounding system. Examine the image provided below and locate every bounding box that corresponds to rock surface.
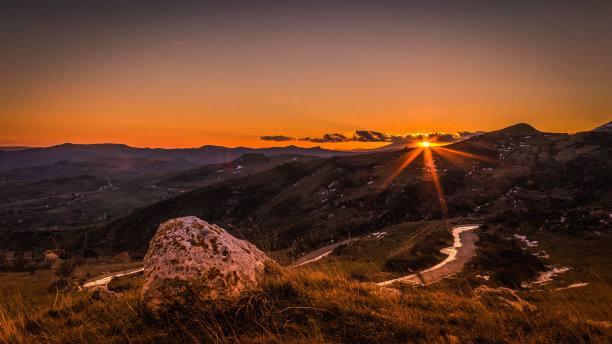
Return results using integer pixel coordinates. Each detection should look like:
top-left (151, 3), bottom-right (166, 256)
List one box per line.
top-left (141, 216), bottom-right (270, 310)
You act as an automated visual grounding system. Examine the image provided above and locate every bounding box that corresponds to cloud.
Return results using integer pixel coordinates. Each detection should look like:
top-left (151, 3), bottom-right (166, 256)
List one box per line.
top-left (299, 133), bottom-right (348, 143)
top-left (458, 131), bottom-right (485, 138)
top-left (261, 130), bottom-right (484, 144)
top-left (298, 131), bottom-right (398, 143)
top-left (353, 130), bottom-right (394, 142)
top-left (407, 131), bottom-right (484, 143)
top-left (260, 135), bottom-right (295, 142)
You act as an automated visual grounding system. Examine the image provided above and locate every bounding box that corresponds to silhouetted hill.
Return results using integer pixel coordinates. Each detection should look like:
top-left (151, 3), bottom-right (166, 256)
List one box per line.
top-left (495, 123), bottom-right (541, 136)
top-left (0, 146), bottom-right (35, 151)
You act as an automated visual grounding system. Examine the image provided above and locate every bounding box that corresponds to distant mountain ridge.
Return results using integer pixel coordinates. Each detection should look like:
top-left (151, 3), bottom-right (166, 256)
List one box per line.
top-left (2, 122), bottom-right (611, 254)
top-left (3, 122), bottom-right (609, 180)
top-left (0, 143), bottom-right (352, 180)
top-left (0, 146), bottom-right (36, 152)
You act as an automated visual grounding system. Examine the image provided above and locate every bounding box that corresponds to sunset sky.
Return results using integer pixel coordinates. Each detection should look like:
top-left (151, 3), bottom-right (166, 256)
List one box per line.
top-left (1, 1), bottom-right (611, 149)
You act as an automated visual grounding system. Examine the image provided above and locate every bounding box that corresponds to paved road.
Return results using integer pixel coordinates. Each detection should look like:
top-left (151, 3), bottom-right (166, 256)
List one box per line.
top-left (288, 238), bottom-right (359, 268)
top-left (378, 224), bottom-right (480, 286)
top-left (81, 267), bottom-right (144, 290)
top-left (81, 224), bottom-right (478, 289)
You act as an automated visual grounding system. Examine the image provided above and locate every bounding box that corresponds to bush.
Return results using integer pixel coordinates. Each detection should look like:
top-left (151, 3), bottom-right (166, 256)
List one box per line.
top-left (55, 258), bottom-right (84, 279)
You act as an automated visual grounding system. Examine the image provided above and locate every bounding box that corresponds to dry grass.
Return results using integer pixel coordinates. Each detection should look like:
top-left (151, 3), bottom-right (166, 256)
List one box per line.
top-left (0, 264), bottom-right (610, 344)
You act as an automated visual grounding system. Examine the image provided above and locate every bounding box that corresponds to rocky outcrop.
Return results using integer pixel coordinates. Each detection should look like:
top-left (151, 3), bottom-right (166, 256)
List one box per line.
top-left (141, 216), bottom-right (270, 310)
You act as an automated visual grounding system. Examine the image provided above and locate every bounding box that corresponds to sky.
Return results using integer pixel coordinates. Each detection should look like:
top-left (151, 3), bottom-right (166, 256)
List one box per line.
top-left (1, 1), bottom-right (611, 149)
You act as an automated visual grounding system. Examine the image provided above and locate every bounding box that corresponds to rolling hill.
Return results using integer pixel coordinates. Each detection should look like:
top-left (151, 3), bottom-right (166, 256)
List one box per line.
top-left (81, 123), bottom-right (612, 255)
top-left (0, 153), bottom-right (319, 237)
top-left (2, 123), bottom-right (610, 257)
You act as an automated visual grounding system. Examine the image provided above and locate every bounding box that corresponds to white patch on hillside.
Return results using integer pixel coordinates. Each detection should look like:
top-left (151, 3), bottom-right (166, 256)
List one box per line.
top-left (513, 234), bottom-right (538, 247)
top-left (369, 231), bottom-right (387, 239)
top-left (556, 283), bottom-right (589, 291)
top-left (521, 266), bottom-right (570, 288)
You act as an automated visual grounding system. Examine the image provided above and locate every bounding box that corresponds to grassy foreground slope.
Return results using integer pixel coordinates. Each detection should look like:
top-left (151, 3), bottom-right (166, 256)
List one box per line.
top-left (1, 214), bottom-right (610, 343)
top-left (1, 266), bottom-right (610, 344)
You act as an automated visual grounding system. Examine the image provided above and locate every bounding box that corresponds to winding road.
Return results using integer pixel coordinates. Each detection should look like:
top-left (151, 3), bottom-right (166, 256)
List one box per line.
top-left (288, 238), bottom-right (359, 268)
top-left (81, 267), bottom-right (144, 290)
top-left (286, 224), bottom-right (480, 286)
top-left (81, 224), bottom-right (479, 290)
top-left (377, 224), bottom-right (480, 286)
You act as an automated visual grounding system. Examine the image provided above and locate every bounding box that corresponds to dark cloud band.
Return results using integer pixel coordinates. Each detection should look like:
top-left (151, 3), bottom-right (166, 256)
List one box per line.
top-left (260, 135), bottom-right (294, 142)
top-left (261, 130), bottom-right (483, 144)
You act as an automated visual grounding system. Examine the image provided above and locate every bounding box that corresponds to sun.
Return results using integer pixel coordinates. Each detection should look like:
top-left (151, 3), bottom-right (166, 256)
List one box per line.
top-left (421, 141), bottom-right (430, 147)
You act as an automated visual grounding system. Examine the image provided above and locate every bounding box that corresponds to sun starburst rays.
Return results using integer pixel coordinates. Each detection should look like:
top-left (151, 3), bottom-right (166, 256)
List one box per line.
top-left (423, 146), bottom-right (448, 216)
top-left (379, 148), bottom-right (423, 190)
top-left (377, 143), bottom-right (506, 218)
top-left (437, 147), bottom-right (504, 166)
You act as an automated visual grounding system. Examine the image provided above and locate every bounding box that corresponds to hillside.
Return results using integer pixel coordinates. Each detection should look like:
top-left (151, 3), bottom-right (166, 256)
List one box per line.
top-left (1, 123), bottom-right (611, 343)
top-left (2, 122), bottom-right (610, 257)
top-left (83, 124), bottom-right (612, 255)
top-left (0, 154), bottom-right (318, 239)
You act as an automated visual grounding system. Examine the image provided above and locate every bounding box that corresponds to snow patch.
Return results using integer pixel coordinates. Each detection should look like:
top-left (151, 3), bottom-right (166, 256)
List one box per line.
top-left (369, 231), bottom-right (387, 239)
top-left (521, 266), bottom-right (570, 288)
top-left (513, 234), bottom-right (538, 247)
top-left (82, 268), bottom-right (144, 289)
top-left (556, 282), bottom-right (589, 291)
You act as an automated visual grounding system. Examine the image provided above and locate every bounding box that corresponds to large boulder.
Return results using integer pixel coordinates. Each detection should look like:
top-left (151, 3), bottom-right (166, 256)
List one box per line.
top-left (141, 216), bottom-right (270, 310)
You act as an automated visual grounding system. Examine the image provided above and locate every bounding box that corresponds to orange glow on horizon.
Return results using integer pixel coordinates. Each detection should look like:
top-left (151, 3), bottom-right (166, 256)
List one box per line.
top-left (2, 2), bottom-right (610, 149)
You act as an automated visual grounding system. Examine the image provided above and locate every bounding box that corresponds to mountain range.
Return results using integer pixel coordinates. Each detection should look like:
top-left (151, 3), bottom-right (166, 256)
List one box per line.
top-left (0, 144), bottom-right (352, 180)
top-left (0, 122), bottom-right (610, 256)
